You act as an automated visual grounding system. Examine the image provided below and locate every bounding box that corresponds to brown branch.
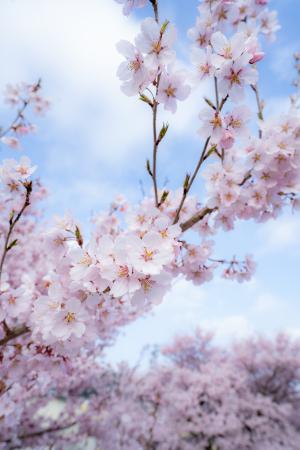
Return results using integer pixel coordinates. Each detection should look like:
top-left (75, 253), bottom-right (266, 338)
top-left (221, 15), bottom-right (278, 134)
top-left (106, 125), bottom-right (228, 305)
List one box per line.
top-left (152, 97), bottom-right (160, 207)
top-left (0, 325), bottom-right (30, 346)
top-left (180, 207), bottom-right (217, 233)
top-left (0, 181), bottom-right (32, 285)
top-left (173, 137), bottom-right (210, 224)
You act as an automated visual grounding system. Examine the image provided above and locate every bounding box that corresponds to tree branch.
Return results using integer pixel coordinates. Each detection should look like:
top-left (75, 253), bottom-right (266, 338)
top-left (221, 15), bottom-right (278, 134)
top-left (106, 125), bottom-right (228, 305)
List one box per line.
top-left (0, 325), bottom-right (30, 346)
top-left (173, 137), bottom-right (210, 224)
top-left (180, 207), bottom-right (217, 232)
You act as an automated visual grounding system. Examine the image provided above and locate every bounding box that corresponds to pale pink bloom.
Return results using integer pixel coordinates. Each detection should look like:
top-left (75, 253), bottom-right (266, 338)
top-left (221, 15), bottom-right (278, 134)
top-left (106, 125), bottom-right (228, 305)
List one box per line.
top-left (248, 185), bottom-right (267, 209)
top-left (15, 156), bottom-right (37, 179)
top-left (129, 232), bottom-right (173, 275)
top-left (184, 264), bottom-right (215, 286)
top-left (135, 18), bottom-right (176, 70)
top-left (116, 40), bottom-right (150, 96)
top-left (191, 47), bottom-right (215, 82)
top-left (188, 16), bottom-right (214, 49)
top-left (2, 287), bottom-right (30, 319)
top-left (0, 136), bottom-right (20, 150)
top-left (219, 129), bottom-right (234, 149)
top-left (69, 246), bottom-right (95, 282)
top-left (220, 184), bottom-right (240, 207)
top-left (131, 272), bottom-right (171, 307)
top-left (115, 0), bottom-right (147, 16)
top-left (199, 107), bottom-right (224, 141)
top-left (218, 53), bottom-right (258, 101)
top-left (225, 105), bottom-right (252, 137)
top-left (44, 228), bottom-right (69, 259)
top-left (156, 71), bottom-right (190, 113)
top-left (111, 265), bottom-right (140, 298)
top-left (258, 9), bottom-right (280, 41)
top-left (210, 31), bottom-right (246, 67)
top-left (53, 298), bottom-right (88, 341)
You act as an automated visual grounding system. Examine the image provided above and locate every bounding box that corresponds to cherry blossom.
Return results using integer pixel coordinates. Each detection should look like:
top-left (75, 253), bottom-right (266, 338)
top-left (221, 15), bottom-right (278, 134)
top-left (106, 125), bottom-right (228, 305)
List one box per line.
top-left (156, 70), bottom-right (190, 113)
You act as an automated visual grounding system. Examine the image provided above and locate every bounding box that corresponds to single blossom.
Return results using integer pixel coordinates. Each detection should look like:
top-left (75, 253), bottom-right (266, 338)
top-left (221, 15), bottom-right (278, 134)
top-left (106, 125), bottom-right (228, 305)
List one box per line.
top-left (156, 71), bottom-right (190, 113)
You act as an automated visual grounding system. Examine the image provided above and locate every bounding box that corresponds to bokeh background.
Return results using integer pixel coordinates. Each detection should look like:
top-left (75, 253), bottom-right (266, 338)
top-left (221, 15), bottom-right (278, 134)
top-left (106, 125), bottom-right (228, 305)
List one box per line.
top-left (0, 0), bottom-right (299, 363)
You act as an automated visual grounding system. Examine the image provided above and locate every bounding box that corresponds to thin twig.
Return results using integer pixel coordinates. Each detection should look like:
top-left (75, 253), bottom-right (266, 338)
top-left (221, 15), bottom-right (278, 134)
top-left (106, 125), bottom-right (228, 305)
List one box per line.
top-left (214, 76), bottom-right (220, 111)
top-left (173, 137), bottom-right (210, 224)
top-left (251, 84), bottom-right (264, 138)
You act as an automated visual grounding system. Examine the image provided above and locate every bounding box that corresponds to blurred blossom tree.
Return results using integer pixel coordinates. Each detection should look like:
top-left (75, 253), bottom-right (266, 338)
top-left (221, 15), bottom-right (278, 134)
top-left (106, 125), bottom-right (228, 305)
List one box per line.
top-left (0, 0), bottom-right (299, 448)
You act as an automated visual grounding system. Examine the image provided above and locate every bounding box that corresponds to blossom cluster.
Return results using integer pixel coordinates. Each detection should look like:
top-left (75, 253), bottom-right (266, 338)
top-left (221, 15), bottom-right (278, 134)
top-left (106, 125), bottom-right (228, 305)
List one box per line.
top-left (0, 81), bottom-right (50, 150)
top-left (116, 15), bottom-right (190, 112)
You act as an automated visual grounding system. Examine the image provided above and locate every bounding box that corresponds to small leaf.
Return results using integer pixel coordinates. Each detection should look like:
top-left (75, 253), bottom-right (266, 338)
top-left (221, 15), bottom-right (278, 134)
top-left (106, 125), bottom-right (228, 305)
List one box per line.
top-left (160, 20), bottom-right (169, 34)
top-left (146, 159), bottom-right (153, 177)
top-left (7, 239), bottom-right (18, 251)
top-left (183, 173), bottom-right (190, 193)
top-left (139, 94), bottom-right (153, 107)
top-left (204, 97), bottom-right (216, 110)
top-left (157, 122), bottom-right (169, 144)
top-left (158, 190), bottom-right (169, 207)
top-left (75, 226), bottom-right (83, 247)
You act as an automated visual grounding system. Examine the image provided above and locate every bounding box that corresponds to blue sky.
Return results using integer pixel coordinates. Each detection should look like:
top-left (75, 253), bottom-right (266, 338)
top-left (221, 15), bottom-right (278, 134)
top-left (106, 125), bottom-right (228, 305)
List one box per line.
top-left (0, 0), bottom-right (299, 364)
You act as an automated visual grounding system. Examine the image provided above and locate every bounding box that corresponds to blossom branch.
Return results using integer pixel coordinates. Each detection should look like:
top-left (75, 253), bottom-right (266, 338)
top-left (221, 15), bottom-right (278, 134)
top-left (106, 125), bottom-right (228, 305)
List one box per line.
top-left (0, 181), bottom-right (32, 285)
top-left (0, 79), bottom-right (41, 139)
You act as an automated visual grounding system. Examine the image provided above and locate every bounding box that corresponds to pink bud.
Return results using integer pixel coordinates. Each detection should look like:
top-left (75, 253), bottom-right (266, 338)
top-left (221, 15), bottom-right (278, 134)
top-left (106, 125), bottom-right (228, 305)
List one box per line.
top-left (0, 136), bottom-right (20, 150)
top-left (220, 130), bottom-right (235, 150)
top-left (249, 52), bottom-right (265, 64)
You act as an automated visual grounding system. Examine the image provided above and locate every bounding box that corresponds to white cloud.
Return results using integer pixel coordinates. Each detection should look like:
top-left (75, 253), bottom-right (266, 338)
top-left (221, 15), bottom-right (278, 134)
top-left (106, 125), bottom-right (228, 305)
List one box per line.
top-left (202, 315), bottom-right (252, 342)
top-left (257, 215), bottom-right (300, 254)
top-left (252, 293), bottom-right (280, 313)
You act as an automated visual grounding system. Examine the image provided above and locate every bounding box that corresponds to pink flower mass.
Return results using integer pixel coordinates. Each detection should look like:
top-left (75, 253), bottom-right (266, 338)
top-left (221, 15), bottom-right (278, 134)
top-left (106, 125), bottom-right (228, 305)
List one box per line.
top-left (0, 0), bottom-right (299, 448)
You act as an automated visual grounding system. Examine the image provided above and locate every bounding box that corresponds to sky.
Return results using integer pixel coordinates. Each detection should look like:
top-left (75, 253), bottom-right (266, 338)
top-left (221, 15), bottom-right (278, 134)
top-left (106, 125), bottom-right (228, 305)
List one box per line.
top-left (0, 0), bottom-right (299, 364)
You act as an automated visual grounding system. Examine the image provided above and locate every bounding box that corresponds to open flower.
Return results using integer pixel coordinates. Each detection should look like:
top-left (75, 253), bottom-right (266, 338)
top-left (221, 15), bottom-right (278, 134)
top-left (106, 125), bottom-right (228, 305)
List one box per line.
top-left (115, 0), bottom-right (147, 16)
top-left (135, 18), bottom-right (176, 71)
top-left (53, 298), bottom-right (88, 341)
top-left (157, 71), bottom-right (190, 113)
top-left (116, 40), bottom-right (150, 95)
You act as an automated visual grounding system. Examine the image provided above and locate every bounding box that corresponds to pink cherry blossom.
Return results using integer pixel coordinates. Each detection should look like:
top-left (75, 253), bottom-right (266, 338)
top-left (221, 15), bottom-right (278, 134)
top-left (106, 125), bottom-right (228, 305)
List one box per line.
top-left (156, 71), bottom-right (190, 113)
